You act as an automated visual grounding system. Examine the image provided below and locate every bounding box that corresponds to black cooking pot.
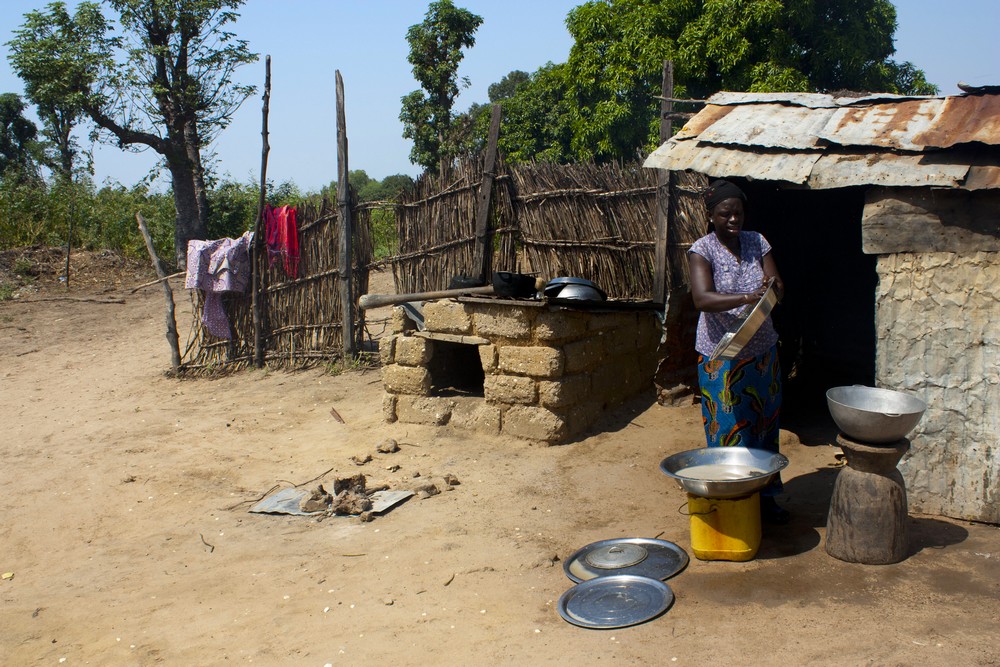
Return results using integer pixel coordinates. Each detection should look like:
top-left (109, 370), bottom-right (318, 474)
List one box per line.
top-left (492, 271), bottom-right (537, 298)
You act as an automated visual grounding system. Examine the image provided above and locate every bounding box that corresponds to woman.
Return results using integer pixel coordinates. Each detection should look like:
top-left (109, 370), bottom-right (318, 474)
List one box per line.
top-left (687, 179), bottom-right (789, 524)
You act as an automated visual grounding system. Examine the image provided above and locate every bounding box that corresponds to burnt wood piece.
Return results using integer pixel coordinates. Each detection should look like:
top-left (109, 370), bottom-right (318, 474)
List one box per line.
top-left (825, 435), bottom-right (911, 564)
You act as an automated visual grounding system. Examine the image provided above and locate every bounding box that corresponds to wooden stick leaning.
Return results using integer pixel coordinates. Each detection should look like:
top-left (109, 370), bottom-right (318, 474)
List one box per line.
top-left (135, 212), bottom-right (181, 371)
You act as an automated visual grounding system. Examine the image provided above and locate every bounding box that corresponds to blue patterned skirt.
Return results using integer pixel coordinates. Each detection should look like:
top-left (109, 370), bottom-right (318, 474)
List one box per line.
top-left (697, 345), bottom-right (783, 495)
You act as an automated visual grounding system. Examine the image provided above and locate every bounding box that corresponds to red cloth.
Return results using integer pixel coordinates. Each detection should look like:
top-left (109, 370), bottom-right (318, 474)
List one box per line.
top-left (264, 204), bottom-right (300, 277)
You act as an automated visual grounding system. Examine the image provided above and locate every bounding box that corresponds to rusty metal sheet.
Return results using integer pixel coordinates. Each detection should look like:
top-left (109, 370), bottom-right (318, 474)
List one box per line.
top-left (673, 104), bottom-right (734, 140)
top-left (818, 99), bottom-right (945, 151)
top-left (696, 104), bottom-right (835, 150)
top-left (808, 152), bottom-right (969, 189)
top-left (707, 92), bottom-right (839, 108)
top-left (961, 165), bottom-right (1000, 190)
top-left (643, 140), bottom-right (818, 184)
top-left (912, 94), bottom-right (1000, 148)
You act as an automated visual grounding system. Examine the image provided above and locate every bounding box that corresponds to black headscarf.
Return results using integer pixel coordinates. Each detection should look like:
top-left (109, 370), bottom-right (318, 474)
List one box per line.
top-left (704, 179), bottom-right (746, 210)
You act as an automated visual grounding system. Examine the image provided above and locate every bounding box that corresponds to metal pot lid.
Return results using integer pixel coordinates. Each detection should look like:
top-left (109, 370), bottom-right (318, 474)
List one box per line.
top-left (558, 575), bottom-right (674, 629)
top-left (585, 543), bottom-right (648, 569)
top-left (564, 538), bottom-right (689, 583)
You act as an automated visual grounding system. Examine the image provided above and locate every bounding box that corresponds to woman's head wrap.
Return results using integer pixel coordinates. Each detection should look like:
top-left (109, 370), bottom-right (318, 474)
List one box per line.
top-left (704, 180), bottom-right (746, 210)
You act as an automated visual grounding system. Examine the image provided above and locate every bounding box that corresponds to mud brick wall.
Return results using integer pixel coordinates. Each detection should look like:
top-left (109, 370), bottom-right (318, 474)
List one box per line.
top-left (380, 300), bottom-right (662, 443)
top-left (875, 251), bottom-right (1000, 523)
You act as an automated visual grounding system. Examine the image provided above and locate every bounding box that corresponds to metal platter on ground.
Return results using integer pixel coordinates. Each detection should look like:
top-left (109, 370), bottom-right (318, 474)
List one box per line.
top-left (564, 537), bottom-right (689, 583)
top-left (558, 575), bottom-right (674, 629)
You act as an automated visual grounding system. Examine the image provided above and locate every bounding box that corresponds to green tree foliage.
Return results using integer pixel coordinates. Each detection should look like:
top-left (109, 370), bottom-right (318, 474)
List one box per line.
top-left (0, 93), bottom-right (43, 180)
top-left (7, 2), bottom-right (107, 180)
top-left (488, 0), bottom-right (937, 165)
top-left (400, 0), bottom-right (483, 172)
top-left (8, 0), bottom-right (258, 268)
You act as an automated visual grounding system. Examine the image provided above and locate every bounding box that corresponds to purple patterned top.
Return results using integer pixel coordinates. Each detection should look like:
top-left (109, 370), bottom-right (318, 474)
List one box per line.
top-left (689, 231), bottom-right (779, 359)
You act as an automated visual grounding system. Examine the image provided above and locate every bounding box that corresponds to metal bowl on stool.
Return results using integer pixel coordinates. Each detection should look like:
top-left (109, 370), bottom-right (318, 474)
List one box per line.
top-left (826, 386), bottom-right (926, 444)
top-left (659, 447), bottom-right (789, 498)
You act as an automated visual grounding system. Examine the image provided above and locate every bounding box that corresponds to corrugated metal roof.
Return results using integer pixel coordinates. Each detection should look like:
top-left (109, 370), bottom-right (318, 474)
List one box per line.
top-left (819, 99), bottom-right (944, 151)
top-left (648, 91), bottom-right (1000, 190)
top-left (697, 104), bottom-right (835, 150)
top-left (644, 139), bottom-right (819, 184)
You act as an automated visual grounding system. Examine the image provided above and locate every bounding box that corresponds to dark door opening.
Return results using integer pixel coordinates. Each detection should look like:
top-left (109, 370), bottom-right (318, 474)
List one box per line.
top-left (741, 183), bottom-right (877, 416)
top-left (427, 340), bottom-right (486, 397)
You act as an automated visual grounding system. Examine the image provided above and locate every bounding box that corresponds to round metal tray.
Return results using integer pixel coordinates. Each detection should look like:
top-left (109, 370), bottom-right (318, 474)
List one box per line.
top-left (709, 277), bottom-right (778, 361)
top-left (558, 575), bottom-right (674, 629)
top-left (564, 537), bottom-right (689, 583)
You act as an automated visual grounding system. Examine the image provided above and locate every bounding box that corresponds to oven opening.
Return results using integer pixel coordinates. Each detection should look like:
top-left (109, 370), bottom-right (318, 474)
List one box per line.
top-left (427, 340), bottom-right (485, 397)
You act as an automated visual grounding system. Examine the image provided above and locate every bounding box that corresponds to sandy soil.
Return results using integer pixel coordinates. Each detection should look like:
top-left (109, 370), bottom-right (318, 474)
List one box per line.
top-left (1, 253), bottom-right (998, 666)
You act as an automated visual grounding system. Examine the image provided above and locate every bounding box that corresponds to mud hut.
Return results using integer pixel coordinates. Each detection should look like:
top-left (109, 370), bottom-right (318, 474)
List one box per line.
top-left (645, 87), bottom-right (1000, 523)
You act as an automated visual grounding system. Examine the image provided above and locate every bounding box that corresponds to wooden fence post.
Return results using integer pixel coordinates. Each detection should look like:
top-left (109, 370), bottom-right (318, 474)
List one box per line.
top-left (336, 70), bottom-right (355, 359)
top-left (252, 55), bottom-right (271, 368)
top-left (472, 103), bottom-right (503, 284)
top-left (653, 60), bottom-right (675, 305)
top-left (136, 212), bottom-right (181, 371)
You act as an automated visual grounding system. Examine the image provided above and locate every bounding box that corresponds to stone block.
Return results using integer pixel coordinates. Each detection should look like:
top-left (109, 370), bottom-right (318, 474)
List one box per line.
top-left (395, 395), bottom-right (454, 425)
top-left (499, 346), bottom-right (564, 378)
top-left (484, 374), bottom-right (537, 405)
top-left (395, 336), bottom-right (433, 366)
top-left (450, 398), bottom-right (501, 435)
top-left (502, 405), bottom-right (568, 442)
top-left (382, 364), bottom-right (431, 395)
top-left (422, 300), bottom-right (472, 334)
top-left (478, 344), bottom-right (497, 373)
top-left (391, 306), bottom-right (418, 334)
top-left (588, 311), bottom-right (635, 332)
top-left (537, 374), bottom-right (591, 409)
top-left (563, 335), bottom-right (605, 373)
top-left (473, 305), bottom-right (532, 339)
top-left (534, 310), bottom-right (588, 342)
top-left (379, 335), bottom-right (397, 365)
top-left (382, 393), bottom-right (398, 423)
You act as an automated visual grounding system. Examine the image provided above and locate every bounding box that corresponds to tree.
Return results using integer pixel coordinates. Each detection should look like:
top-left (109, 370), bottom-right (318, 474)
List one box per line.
top-left (7, 2), bottom-right (107, 181)
top-left (400, 0), bottom-right (483, 173)
top-left (0, 93), bottom-right (43, 180)
top-left (9, 0), bottom-right (258, 268)
top-left (490, 0), bottom-right (937, 165)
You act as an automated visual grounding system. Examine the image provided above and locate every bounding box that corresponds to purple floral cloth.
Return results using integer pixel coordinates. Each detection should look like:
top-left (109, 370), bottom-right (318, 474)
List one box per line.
top-left (185, 231), bottom-right (254, 339)
top-left (688, 231), bottom-right (778, 360)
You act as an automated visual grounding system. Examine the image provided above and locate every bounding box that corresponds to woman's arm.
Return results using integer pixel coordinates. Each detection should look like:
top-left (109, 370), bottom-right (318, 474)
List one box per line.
top-left (688, 253), bottom-right (757, 312)
top-left (762, 252), bottom-right (785, 302)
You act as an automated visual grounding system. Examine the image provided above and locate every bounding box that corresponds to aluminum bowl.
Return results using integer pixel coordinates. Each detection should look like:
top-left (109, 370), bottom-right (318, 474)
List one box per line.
top-left (659, 447), bottom-right (788, 499)
top-left (826, 385), bottom-right (926, 444)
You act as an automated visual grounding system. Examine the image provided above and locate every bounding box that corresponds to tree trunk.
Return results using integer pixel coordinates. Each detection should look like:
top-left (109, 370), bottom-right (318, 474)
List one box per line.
top-left (167, 152), bottom-right (206, 270)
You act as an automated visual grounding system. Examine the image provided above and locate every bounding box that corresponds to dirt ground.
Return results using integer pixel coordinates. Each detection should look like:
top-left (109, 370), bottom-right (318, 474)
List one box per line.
top-left (1, 251), bottom-right (998, 666)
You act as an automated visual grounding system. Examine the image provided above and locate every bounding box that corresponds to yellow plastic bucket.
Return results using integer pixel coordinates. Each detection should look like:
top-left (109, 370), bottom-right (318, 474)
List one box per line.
top-left (687, 492), bottom-right (761, 561)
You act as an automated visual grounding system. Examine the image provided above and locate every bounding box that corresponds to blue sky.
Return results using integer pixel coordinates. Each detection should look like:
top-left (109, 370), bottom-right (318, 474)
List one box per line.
top-left (1, 0), bottom-right (997, 192)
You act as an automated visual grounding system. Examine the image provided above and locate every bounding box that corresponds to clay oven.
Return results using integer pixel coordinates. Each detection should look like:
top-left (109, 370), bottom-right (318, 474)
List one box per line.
top-left (380, 297), bottom-right (661, 443)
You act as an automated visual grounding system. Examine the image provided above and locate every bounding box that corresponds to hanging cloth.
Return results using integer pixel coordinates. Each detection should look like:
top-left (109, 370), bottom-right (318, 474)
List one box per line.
top-left (264, 204), bottom-right (300, 278)
top-left (184, 231), bottom-right (254, 339)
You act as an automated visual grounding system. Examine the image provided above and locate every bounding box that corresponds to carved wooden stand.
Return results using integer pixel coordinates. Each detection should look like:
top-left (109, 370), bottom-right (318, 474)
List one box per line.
top-left (825, 434), bottom-right (910, 564)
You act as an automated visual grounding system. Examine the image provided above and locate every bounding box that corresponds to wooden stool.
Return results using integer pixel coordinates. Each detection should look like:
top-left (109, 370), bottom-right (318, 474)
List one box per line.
top-left (825, 434), bottom-right (910, 564)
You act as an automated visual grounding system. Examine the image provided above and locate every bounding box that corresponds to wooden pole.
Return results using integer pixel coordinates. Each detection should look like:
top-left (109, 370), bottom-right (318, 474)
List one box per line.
top-left (335, 70), bottom-right (355, 358)
top-left (653, 60), bottom-right (674, 305)
top-left (472, 103), bottom-right (502, 284)
top-left (136, 212), bottom-right (181, 371)
top-left (252, 55), bottom-right (271, 368)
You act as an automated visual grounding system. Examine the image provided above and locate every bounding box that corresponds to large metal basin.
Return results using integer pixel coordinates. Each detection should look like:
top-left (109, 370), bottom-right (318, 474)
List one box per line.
top-left (826, 385), bottom-right (926, 444)
top-left (659, 447), bottom-right (788, 499)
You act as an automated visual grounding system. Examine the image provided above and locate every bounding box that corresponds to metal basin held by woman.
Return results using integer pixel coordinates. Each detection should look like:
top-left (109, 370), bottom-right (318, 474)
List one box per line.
top-left (659, 447), bottom-right (789, 499)
top-left (826, 385), bottom-right (927, 444)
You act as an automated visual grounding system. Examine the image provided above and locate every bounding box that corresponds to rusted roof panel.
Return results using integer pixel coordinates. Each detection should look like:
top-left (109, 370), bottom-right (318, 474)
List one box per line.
top-left (808, 153), bottom-right (970, 189)
top-left (696, 104), bottom-right (835, 150)
top-left (707, 92), bottom-right (839, 108)
top-left (819, 99), bottom-right (945, 151)
top-left (912, 94), bottom-right (1000, 148)
top-left (643, 140), bottom-right (819, 184)
top-left (962, 165), bottom-right (1000, 190)
top-left (673, 104), bottom-right (734, 139)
